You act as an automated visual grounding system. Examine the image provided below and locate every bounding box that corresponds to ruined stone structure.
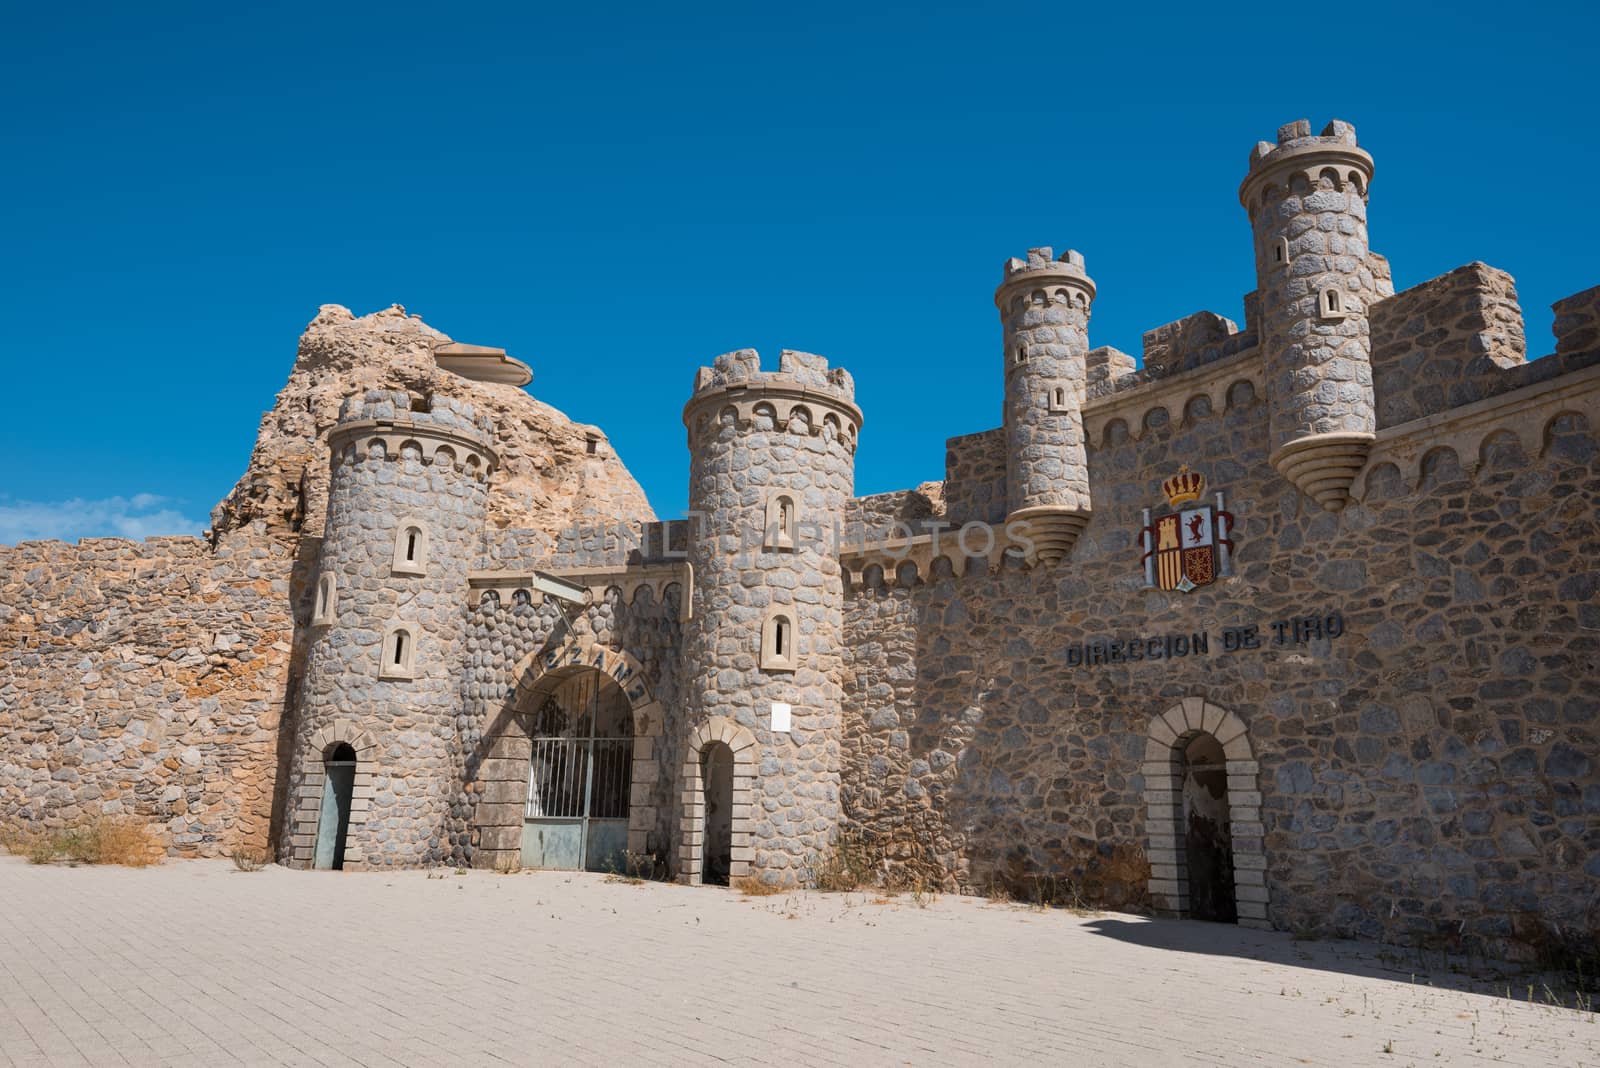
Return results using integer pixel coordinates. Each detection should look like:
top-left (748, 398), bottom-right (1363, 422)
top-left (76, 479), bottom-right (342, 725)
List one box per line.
top-left (1, 119), bottom-right (1596, 963)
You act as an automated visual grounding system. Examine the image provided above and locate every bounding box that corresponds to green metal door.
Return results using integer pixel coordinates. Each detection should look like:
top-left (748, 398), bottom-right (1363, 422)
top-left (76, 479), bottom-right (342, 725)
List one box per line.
top-left (314, 748), bottom-right (355, 870)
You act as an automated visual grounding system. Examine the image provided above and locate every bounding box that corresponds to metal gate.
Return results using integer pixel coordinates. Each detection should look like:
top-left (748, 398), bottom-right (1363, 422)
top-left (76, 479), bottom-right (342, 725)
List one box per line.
top-left (522, 671), bottom-right (633, 873)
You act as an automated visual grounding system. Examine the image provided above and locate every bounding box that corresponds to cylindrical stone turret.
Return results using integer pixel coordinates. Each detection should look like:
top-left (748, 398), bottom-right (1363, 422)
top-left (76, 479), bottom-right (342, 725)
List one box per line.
top-left (282, 389), bottom-right (496, 870)
top-left (681, 349), bottom-right (861, 887)
top-left (1240, 118), bottom-right (1380, 510)
top-left (997, 246), bottom-right (1095, 565)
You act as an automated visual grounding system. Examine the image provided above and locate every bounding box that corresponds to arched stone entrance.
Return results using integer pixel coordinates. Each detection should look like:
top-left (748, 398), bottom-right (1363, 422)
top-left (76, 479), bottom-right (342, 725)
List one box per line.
top-left (473, 640), bottom-right (664, 873)
top-left (313, 742), bottom-right (357, 870)
top-left (1142, 697), bottom-right (1268, 928)
top-left (699, 741), bottom-right (735, 885)
top-left (287, 721), bottom-right (377, 869)
top-left (679, 717), bottom-right (757, 886)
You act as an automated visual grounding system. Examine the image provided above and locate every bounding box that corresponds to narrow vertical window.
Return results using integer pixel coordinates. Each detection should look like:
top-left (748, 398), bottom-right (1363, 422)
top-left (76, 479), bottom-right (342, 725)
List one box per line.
top-left (380, 623), bottom-right (417, 679)
top-left (312, 573), bottom-right (337, 626)
top-left (392, 521), bottom-right (428, 576)
top-left (765, 495), bottom-right (797, 550)
top-left (761, 611), bottom-right (797, 671)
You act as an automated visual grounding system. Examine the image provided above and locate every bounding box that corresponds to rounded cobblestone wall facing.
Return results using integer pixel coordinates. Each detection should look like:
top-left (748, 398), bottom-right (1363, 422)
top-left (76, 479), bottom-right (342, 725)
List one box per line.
top-left (997, 247), bottom-right (1094, 518)
top-left (282, 390), bottom-right (495, 870)
top-left (681, 350), bottom-right (861, 885)
top-left (1241, 120), bottom-right (1381, 509)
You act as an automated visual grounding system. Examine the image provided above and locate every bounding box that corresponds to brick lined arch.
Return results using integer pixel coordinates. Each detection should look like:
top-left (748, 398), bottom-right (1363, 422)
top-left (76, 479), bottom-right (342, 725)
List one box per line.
top-left (1142, 697), bottom-right (1269, 928)
top-left (288, 721), bottom-right (379, 869)
top-left (679, 717), bottom-right (758, 885)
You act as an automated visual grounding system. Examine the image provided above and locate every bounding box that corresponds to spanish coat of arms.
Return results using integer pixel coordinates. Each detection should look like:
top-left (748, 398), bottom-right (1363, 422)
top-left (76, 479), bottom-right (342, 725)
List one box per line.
top-left (1139, 466), bottom-right (1235, 592)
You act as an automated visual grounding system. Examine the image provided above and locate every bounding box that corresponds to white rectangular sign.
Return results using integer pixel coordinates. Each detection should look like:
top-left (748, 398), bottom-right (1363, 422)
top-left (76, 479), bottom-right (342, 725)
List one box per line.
top-left (770, 702), bottom-right (792, 733)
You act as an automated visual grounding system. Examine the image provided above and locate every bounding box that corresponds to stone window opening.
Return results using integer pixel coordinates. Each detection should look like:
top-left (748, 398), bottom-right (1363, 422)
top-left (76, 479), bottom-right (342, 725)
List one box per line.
top-left (764, 494), bottom-right (797, 551)
top-left (380, 622), bottom-right (418, 680)
top-left (311, 572), bottom-right (337, 626)
top-left (1047, 385), bottom-right (1070, 413)
top-left (1013, 345), bottom-right (1027, 365)
top-left (1319, 286), bottom-right (1349, 320)
top-left (760, 610), bottom-right (797, 672)
top-left (391, 520), bottom-right (428, 577)
top-left (1272, 237), bottom-right (1289, 266)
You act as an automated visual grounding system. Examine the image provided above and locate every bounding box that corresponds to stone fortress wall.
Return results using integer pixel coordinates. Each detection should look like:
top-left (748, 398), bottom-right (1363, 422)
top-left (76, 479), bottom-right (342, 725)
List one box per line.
top-left (836, 120), bottom-right (1600, 956)
top-left (0, 531), bottom-right (294, 855)
top-left (0, 307), bottom-right (661, 860)
top-left (0, 115), bottom-right (1594, 964)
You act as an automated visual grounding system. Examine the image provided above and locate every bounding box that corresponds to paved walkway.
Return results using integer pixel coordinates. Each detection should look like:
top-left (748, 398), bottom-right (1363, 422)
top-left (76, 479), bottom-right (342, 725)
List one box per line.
top-left (0, 857), bottom-right (1593, 1067)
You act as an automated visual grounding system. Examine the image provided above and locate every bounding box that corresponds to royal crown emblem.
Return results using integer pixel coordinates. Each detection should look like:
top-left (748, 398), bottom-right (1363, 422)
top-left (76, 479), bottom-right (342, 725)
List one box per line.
top-left (1162, 465), bottom-right (1206, 506)
top-left (1140, 467), bottom-right (1235, 593)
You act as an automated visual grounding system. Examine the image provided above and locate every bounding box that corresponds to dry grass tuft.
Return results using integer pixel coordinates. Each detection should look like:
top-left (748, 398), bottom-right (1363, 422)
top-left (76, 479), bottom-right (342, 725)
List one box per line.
top-left (230, 848), bottom-right (269, 872)
top-left (1, 817), bottom-right (163, 867)
top-left (810, 829), bottom-right (876, 892)
top-left (733, 874), bottom-right (784, 896)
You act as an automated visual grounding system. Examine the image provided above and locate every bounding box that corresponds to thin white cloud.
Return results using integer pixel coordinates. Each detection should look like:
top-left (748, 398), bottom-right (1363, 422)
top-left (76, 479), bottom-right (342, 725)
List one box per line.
top-left (0, 495), bottom-right (204, 545)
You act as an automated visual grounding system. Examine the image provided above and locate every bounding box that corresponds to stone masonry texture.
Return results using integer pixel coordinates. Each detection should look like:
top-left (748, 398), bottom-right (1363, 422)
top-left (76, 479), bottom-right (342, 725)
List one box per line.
top-left (0, 118), bottom-right (1596, 969)
top-left (681, 349), bottom-right (861, 885)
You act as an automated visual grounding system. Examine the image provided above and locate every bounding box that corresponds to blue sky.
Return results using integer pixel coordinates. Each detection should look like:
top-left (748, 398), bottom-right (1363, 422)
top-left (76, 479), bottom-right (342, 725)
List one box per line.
top-left (1, 1), bottom-right (1594, 541)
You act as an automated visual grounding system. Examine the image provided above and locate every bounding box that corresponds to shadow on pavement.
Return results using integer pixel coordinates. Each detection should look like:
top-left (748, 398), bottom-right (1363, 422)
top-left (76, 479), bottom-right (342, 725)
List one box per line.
top-left (1082, 913), bottom-right (1551, 1003)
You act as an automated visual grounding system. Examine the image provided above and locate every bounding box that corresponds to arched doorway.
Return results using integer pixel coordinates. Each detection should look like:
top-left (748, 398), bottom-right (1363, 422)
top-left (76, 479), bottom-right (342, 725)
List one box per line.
top-left (521, 669), bottom-right (634, 873)
top-left (1142, 698), bottom-right (1269, 928)
top-left (313, 743), bottom-right (356, 870)
top-left (679, 717), bottom-right (758, 886)
top-left (700, 741), bottom-right (734, 886)
top-left (1180, 733), bottom-right (1236, 923)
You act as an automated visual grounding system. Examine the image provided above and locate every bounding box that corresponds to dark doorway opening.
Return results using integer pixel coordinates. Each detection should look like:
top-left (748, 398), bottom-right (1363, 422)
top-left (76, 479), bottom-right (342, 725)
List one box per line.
top-left (700, 741), bottom-right (734, 886)
top-left (1182, 733), bottom-right (1236, 923)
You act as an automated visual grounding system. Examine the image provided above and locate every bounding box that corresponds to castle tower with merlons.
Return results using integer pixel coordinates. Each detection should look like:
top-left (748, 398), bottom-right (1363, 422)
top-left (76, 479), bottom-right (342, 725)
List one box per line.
top-left (1240, 118), bottom-right (1390, 509)
top-left (997, 246), bottom-right (1096, 563)
top-left (281, 391), bottom-right (496, 870)
top-left (680, 349), bottom-right (861, 887)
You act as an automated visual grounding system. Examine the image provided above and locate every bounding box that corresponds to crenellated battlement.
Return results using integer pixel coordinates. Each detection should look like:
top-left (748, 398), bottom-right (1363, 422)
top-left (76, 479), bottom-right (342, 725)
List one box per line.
top-left (336, 389), bottom-right (495, 437)
top-left (329, 389), bottom-right (497, 475)
top-left (1240, 118), bottom-right (1373, 210)
top-left (690, 348), bottom-right (856, 402)
top-left (996, 247), bottom-right (1095, 315)
top-left (684, 348), bottom-right (862, 449)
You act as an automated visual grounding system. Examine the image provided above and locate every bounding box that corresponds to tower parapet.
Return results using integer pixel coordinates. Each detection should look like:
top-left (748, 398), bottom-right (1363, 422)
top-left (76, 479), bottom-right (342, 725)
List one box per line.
top-left (1240, 119), bottom-right (1380, 510)
top-left (680, 350), bottom-right (861, 887)
top-left (996, 246), bottom-right (1094, 564)
top-left (282, 390), bottom-right (495, 870)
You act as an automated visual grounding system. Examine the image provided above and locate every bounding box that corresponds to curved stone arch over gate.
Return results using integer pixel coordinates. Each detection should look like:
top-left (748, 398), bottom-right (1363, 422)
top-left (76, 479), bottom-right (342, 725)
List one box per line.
top-left (679, 717), bottom-right (757, 885)
top-left (289, 721), bottom-right (379, 869)
top-left (472, 639), bottom-right (665, 871)
top-left (1142, 697), bottom-right (1269, 929)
